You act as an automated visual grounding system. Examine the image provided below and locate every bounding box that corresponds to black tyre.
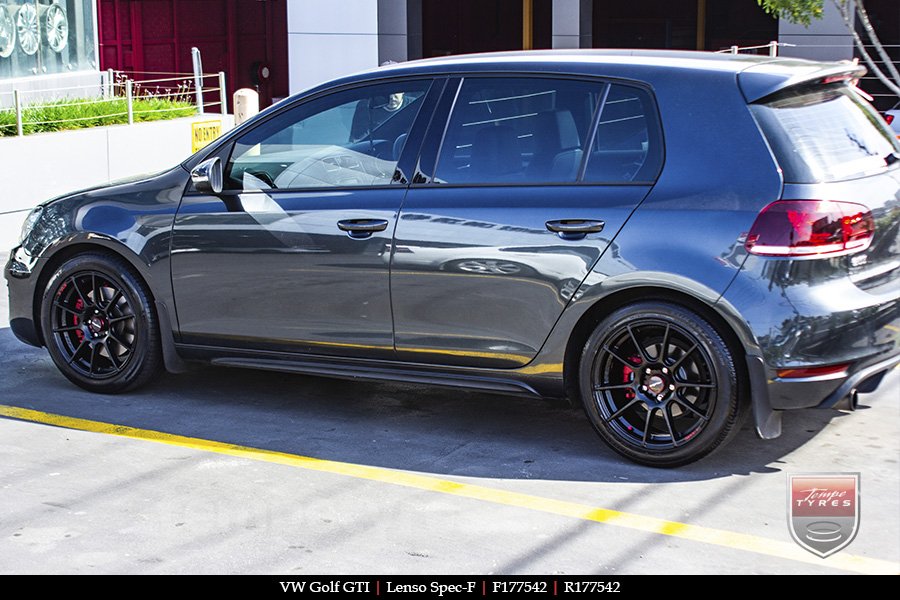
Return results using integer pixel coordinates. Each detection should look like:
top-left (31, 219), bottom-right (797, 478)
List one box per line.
top-left (579, 302), bottom-right (744, 467)
top-left (40, 253), bottom-right (162, 393)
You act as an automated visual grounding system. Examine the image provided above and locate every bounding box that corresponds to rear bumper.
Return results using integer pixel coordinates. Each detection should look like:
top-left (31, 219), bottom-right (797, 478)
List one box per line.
top-left (816, 354), bottom-right (899, 408)
top-left (765, 351), bottom-right (899, 410)
top-left (722, 255), bottom-right (900, 414)
top-left (4, 245), bottom-right (42, 348)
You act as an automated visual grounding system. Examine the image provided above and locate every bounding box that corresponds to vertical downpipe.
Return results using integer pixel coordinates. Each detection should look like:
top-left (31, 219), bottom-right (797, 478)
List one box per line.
top-left (126, 79), bottom-right (134, 125)
top-left (192, 47), bottom-right (205, 115)
top-left (218, 71), bottom-right (228, 115)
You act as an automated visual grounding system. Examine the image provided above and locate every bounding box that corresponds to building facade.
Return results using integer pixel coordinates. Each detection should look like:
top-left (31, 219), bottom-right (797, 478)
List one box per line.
top-left (1, 1), bottom-right (897, 110)
top-left (0, 1), bottom-right (100, 102)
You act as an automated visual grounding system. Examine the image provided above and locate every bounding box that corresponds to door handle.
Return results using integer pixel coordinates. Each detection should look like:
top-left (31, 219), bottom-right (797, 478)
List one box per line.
top-left (337, 218), bottom-right (389, 239)
top-left (546, 219), bottom-right (605, 239)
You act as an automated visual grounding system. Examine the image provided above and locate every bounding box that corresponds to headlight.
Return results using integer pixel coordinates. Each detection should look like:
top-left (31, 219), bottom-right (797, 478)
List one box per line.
top-left (19, 206), bottom-right (43, 244)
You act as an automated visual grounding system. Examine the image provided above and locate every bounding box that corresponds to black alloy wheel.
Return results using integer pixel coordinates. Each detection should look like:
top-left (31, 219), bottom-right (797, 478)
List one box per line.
top-left (579, 302), bottom-right (744, 467)
top-left (41, 253), bottom-right (162, 393)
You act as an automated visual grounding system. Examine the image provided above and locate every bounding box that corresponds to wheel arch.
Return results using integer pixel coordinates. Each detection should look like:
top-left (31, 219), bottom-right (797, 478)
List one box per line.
top-left (32, 237), bottom-right (152, 346)
top-left (562, 285), bottom-right (753, 408)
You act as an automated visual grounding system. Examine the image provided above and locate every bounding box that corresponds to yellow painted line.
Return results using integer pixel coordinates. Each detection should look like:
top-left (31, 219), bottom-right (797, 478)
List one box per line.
top-left (1, 404), bottom-right (897, 575)
top-left (516, 362), bottom-right (563, 375)
top-left (885, 324), bottom-right (900, 333)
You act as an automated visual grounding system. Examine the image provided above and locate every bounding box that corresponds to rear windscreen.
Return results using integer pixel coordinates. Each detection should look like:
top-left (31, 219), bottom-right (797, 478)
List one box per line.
top-left (751, 84), bottom-right (900, 183)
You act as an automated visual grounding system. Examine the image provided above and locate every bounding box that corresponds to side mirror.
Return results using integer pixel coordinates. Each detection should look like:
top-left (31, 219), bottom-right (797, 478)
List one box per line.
top-left (191, 157), bottom-right (223, 194)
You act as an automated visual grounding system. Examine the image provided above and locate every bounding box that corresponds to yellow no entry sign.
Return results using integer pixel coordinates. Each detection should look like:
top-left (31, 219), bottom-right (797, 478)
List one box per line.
top-left (191, 120), bottom-right (222, 153)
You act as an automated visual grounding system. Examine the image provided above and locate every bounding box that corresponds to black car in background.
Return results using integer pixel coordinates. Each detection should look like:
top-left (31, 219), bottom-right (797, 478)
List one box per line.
top-left (6, 50), bottom-right (900, 466)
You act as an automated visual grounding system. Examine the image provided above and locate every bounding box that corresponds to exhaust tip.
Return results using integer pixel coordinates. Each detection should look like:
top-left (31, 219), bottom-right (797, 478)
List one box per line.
top-left (836, 390), bottom-right (859, 411)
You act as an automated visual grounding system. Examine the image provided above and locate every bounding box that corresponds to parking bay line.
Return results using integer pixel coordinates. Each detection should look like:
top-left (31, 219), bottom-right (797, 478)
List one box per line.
top-left (1, 404), bottom-right (897, 575)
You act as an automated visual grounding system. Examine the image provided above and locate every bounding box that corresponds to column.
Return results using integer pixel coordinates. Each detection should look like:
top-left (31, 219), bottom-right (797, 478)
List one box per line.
top-left (552, 0), bottom-right (592, 49)
top-left (377, 0), bottom-right (422, 64)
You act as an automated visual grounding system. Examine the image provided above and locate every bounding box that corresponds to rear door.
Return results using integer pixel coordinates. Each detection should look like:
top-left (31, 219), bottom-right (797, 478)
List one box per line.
top-left (391, 77), bottom-right (664, 367)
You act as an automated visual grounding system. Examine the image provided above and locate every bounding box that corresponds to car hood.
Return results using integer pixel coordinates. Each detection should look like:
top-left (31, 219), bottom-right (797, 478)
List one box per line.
top-left (38, 169), bottom-right (173, 209)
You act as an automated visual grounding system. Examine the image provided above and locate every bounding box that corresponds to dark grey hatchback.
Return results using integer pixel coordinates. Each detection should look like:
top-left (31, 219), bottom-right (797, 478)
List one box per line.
top-left (6, 50), bottom-right (900, 466)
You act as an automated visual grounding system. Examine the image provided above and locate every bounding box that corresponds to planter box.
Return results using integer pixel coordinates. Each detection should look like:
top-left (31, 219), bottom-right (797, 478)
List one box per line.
top-left (0, 114), bottom-right (234, 248)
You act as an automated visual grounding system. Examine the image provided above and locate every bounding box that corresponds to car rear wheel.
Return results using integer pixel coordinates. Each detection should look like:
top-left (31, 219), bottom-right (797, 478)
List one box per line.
top-left (40, 253), bottom-right (162, 393)
top-left (579, 301), bottom-right (744, 467)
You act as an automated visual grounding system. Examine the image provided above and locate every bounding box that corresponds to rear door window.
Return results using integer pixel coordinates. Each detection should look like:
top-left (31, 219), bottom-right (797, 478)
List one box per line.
top-left (582, 84), bottom-right (663, 183)
top-left (433, 77), bottom-right (604, 184)
top-left (751, 84), bottom-right (900, 183)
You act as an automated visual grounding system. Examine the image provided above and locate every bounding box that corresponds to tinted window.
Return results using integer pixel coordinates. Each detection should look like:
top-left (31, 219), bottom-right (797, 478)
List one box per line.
top-left (582, 84), bottom-right (663, 183)
top-left (751, 84), bottom-right (900, 183)
top-left (226, 80), bottom-right (431, 190)
top-left (433, 78), bottom-right (604, 184)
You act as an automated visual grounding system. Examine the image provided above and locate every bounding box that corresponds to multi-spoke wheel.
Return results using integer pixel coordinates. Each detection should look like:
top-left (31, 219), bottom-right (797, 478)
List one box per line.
top-left (41, 253), bottom-right (162, 393)
top-left (44, 3), bottom-right (68, 53)
top-left (15, 2), bottom-right (39, 56)
top-left (0, 6), bottom-right (16, 59)
top-left (579, 302), bottom-right (744, 467)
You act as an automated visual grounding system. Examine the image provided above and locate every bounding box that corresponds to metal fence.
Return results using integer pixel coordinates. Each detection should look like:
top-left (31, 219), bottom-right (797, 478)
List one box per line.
top-left (0, 69), bottom-right (227, 137)
top-left (718, 41), bottom-right (785, 57)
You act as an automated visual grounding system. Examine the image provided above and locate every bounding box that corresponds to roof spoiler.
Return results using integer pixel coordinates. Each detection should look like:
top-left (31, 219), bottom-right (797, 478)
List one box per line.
top-left (739, 61), bottom-right (867, 103)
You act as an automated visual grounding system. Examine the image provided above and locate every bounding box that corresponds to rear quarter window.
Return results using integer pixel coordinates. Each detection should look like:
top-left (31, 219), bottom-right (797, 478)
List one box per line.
top-left (751, 84), bottom-right (900, 183)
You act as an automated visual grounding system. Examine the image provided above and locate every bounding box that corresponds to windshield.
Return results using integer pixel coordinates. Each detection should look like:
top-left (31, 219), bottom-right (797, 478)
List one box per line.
top-left (751, 84), bottom-right (900, 183)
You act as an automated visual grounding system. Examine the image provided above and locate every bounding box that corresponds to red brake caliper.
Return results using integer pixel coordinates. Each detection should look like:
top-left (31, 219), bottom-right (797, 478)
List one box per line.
top-left (622, 355), bottom-right (640, 399)
top-left (74, 297), bottom-right (84, 342)
top-left (621, 355), bottom-right (640, 430)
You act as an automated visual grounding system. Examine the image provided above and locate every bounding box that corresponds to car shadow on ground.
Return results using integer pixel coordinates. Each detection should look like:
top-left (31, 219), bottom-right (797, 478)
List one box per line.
top-left (0, 327), bottom-right (860, 484)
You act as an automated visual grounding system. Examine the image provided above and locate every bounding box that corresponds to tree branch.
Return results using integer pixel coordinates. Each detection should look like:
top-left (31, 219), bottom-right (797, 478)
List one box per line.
top-left (833, 0), bottom-right (900, 97)
top-left (852, 0), bottom-right (900, 88)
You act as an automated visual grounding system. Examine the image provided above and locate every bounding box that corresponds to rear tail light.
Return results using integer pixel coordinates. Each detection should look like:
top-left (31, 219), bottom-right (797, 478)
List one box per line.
top-left (886, 113), bottom-right (895, 125)
top-left (745, 200), bottom-right (874, 257)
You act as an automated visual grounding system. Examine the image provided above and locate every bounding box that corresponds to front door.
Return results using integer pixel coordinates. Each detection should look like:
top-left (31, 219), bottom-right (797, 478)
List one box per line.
top-left (171, 78), bottom-right (435, 358)
top-left (392, 77), bottom-right (664, 368)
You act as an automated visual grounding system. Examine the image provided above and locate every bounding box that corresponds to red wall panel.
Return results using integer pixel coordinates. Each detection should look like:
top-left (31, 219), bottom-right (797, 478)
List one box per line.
top-left (98, 0), bottom-right (288, 106)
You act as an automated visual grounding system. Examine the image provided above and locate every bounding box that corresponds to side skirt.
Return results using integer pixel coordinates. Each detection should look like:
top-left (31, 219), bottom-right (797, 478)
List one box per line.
top-left (174, 343), bottom-right (553, 398)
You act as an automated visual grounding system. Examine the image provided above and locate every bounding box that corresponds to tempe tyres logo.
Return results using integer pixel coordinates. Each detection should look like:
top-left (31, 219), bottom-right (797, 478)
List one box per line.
top-left (788, 473), bottom-right (860, 558)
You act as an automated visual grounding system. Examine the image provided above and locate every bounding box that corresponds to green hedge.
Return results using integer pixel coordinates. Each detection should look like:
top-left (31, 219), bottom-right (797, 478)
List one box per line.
top-left (0, 97), bottom-right (197, 137)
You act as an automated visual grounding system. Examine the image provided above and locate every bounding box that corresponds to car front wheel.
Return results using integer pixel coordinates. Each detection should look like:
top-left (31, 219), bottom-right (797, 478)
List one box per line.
top-left (579, 301), bottom-right (744, 467)
top-left (40, 252), bottom-right (162, 393)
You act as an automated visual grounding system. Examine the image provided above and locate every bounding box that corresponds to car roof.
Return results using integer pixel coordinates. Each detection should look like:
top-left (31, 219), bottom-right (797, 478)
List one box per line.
top-left (381, 49), bottom-right (777, 75)
top-left (305, 49), bottom-right (865, 104)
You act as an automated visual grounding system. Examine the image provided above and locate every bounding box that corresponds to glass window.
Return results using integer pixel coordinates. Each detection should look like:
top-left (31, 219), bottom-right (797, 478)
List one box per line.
top-left (583, 84), bottom-right (663, 183)
top-left (433, 77), bottom-right (605, 184)
top-left (226, 80), bottom-right (431, 191)
top-left (751, 84), bottom-right (900, 183)
top-left (0, 1), bottom-right (97, 79)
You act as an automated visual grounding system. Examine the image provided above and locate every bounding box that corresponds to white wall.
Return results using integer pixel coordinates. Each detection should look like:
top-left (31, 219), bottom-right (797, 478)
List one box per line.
top-left (287, 0), bottom-right (380, 94)
top-left (0, 114), bottom-right (234, 248)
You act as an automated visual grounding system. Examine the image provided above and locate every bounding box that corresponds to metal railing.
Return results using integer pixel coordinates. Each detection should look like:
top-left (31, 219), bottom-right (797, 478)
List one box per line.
top-left (717, 40), bottom-right (791, 57)
top-left (0, 69), bottom-right (228, 137)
